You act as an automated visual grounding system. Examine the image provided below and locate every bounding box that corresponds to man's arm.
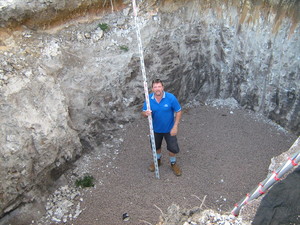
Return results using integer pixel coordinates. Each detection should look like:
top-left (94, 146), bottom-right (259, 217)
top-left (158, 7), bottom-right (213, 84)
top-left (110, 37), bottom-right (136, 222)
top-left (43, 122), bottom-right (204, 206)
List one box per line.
top-left (170, 110), bottom-right (182, 136)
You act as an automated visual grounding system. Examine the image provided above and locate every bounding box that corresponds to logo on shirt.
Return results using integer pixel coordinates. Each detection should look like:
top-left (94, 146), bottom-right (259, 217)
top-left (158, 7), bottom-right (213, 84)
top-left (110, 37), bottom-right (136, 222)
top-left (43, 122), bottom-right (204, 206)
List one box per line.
top-left (164, 104), bottom-right (169, 107)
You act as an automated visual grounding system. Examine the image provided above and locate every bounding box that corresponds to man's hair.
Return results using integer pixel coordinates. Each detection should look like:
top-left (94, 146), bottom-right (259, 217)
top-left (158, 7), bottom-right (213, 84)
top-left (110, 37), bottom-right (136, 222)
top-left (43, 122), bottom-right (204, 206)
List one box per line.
top-left (152, 79), bottom-right (164, 87)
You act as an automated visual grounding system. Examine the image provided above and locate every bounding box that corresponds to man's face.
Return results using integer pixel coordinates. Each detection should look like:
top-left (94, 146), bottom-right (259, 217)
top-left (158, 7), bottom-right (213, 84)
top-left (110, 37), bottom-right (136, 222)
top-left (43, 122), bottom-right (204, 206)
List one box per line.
top-left (152, 82), bottom-right (164, 97)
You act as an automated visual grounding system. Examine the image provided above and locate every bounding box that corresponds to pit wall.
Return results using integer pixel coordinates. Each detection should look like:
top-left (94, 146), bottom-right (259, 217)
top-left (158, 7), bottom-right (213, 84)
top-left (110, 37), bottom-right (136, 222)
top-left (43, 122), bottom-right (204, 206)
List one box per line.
top-left (143, 0), bottom-right (300, 135)
top-left (0, 0), bottom-right (299, 220)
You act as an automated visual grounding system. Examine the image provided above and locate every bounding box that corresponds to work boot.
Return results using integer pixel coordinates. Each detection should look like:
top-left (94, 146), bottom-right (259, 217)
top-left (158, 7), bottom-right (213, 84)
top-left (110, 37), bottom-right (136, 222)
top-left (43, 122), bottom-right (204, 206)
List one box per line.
top-left (171, 162), bottom-right (182, 176)
top-left (149, 159), bottom-right (161, 172)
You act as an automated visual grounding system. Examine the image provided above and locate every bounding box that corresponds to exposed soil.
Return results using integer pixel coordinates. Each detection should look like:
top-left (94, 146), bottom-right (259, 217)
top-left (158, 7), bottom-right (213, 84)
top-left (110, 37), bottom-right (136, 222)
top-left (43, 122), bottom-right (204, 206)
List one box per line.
top-left (69, 104), bottom-right (297, 225)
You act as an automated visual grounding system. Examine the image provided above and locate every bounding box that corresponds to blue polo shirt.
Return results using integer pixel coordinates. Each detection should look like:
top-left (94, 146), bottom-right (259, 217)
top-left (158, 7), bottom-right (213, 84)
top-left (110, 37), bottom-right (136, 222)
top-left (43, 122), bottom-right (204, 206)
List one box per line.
top-left (143, 91), bottom-right (181, 133)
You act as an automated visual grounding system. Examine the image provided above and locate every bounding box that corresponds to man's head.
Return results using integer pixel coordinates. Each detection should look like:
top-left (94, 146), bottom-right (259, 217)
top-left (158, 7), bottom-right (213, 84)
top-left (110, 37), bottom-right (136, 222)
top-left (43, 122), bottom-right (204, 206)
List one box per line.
top-left (152, 79), bottom-right (164, 87)
top-left (152, 79), bottom-right (164, 97)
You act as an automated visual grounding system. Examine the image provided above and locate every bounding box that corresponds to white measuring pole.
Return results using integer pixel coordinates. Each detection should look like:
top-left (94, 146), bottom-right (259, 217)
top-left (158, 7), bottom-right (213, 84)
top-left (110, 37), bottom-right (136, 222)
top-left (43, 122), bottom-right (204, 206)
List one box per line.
top-left (132, 0), bottom-right (159, 179)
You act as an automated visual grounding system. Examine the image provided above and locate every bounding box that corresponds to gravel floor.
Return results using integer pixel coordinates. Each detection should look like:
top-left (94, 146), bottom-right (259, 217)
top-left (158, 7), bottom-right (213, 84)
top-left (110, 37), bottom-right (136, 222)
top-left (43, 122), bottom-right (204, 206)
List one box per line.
top-left (71, 104), bottom-right (297, 225)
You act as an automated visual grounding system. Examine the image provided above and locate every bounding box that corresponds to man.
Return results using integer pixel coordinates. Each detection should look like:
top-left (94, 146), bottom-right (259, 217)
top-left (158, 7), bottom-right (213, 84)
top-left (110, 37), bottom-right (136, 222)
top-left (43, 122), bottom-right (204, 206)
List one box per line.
top-left (142, 79), bottom-right (182, 176)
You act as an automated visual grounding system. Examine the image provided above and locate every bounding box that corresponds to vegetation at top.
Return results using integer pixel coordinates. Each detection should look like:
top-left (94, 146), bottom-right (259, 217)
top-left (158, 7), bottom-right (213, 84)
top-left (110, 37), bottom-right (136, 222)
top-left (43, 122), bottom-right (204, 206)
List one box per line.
top-left (98, 23), bottom-right (109, 31)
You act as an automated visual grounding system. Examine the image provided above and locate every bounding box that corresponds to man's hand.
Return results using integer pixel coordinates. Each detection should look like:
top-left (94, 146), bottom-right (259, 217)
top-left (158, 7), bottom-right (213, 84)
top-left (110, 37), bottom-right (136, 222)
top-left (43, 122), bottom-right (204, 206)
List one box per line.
top-left (170, 126), bottom-right (178, 136)
top-left (142, 110), bottom-right (152, 118)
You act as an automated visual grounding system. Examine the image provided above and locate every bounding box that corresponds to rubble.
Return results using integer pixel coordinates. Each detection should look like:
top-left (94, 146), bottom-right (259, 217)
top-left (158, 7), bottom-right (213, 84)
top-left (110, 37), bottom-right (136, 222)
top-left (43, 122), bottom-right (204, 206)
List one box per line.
top-left (36, 185), bottom-right (82, 224)
top-left (157, 205), bottom-right (251, 225)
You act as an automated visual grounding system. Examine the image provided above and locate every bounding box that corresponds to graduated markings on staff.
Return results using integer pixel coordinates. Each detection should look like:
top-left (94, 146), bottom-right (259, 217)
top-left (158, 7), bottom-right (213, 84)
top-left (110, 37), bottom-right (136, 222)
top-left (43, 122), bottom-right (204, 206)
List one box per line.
top-left (132, 0), bottom-right (160, 179)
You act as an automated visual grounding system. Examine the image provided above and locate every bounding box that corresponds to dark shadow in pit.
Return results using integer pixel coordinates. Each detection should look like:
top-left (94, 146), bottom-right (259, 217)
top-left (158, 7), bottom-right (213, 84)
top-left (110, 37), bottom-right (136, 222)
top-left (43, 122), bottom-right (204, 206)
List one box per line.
top-left (252, 166), bottom-right (300, 225)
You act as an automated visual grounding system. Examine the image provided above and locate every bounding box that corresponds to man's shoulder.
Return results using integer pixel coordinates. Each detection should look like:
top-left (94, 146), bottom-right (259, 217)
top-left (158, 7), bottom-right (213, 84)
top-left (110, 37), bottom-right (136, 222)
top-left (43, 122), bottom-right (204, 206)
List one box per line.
top-left (165, 92), bottom-right (177, 99)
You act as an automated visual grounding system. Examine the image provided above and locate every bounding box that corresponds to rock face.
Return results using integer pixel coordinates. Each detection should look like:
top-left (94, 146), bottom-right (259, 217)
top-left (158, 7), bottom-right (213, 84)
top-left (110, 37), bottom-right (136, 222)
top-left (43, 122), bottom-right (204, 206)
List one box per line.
top-left (0, 0), bottom-right (299, 220)
top-left (0, 50), bottom-right (83, 216)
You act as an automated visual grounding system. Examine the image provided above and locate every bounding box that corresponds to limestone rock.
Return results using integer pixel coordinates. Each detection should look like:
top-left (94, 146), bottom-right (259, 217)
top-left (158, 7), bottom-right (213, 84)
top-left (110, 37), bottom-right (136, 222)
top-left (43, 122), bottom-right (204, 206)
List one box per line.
top-left (0, 55), bottom-right (82, 216)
